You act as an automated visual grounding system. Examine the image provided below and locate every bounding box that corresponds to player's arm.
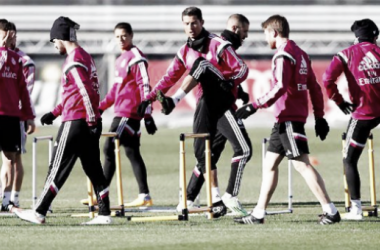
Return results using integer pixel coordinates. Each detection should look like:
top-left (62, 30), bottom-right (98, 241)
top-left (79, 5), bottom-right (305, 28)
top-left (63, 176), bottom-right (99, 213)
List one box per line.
top-left (322, 54), bottom-right (354, 114)
top-left (219, 45), bottom-right (248, 86)
top-left (99, 81), bottom-right (117, 113)
top-left (137, 53), bottom-right (186, 117)
top-left (307, 60), bottom-right (329, 141)
top-left (66, 63), bottom-right (97, 126)
top-left (236, 55), bottom-right (292, 119)
top-left (23, 61), bottom-right (35, 94)
top-left (18, 61), bottom-right (35, 133)
top-left (132, 60), bottom-right (157, 135)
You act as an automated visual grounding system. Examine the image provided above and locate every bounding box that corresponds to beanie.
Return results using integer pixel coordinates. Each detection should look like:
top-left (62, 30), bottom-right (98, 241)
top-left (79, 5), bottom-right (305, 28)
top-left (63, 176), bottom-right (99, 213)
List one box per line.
top-left (50, 16), bottom-right (80, 42)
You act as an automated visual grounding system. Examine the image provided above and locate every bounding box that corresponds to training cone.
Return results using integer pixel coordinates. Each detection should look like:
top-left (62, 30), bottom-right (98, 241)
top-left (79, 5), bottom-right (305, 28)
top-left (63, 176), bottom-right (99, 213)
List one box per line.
top-left (309, 156), bottom-right (319, 166)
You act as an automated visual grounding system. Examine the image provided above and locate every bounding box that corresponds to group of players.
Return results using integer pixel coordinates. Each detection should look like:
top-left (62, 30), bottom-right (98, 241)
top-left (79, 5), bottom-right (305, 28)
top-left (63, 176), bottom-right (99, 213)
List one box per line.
top-left (0, 6), bottom-right (379, 225)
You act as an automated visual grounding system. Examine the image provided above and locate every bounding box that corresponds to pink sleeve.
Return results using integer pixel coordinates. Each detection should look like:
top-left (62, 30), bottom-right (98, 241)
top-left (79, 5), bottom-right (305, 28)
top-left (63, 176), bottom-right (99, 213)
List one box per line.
top-left (220, 46), bottom-right (248, 85)
top-left (23, 64), bottom-right (35, 95)
top-left (99, 82), bottom-right (117, 111)
top-left (322, 55), bottom-right (345, 105)
top-left (146, 56), bottom-right (186, 101)
top-left (66, 66), bottom-right (97, 124)
top-left (18, 64), bottom-right (35, 120)
top-left (254, 57), bottom-right (291, 108)
top-left (52, 103), bottom-right (63, 117)
top-left (307, 61), bottom-right (325, 118)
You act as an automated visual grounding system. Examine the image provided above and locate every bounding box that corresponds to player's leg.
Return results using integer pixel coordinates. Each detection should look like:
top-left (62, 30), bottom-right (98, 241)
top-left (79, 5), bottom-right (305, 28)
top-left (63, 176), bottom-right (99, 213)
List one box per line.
top-left (342, 118), bottom-right (379, 220)
top-left (0, 115), bottom-right (21, 212)
top-left (11, 121), bottom-right (27, 207)
top-left (79, 120), bottom-right (111, 224)
top-left (102, 117), bottom-right (123, 186)
top-left (15, 121), bottom-right (82, 224)
top-left (279, 121), bottom-right (340, 224)
top-left (121, 118), bottom-right (152, 207)
top-left (218, 110), bottom-right (252, 216)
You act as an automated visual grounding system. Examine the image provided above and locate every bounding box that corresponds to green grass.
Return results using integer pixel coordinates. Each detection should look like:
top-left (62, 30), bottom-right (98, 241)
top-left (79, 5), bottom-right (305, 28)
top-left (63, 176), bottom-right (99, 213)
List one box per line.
top-left (1, 125), bottom-right (380, 250)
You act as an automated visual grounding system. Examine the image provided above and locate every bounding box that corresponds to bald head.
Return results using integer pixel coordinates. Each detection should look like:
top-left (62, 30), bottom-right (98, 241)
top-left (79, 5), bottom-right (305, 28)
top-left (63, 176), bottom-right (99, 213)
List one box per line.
top-left (226, 14), bottom-right (250, 43)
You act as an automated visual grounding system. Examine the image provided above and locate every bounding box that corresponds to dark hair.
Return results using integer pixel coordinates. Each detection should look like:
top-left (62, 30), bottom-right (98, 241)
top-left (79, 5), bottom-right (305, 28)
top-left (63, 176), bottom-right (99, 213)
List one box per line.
top-left (114, 22), bottom-right (133, 35)
top-left (0, 19), bottom-right (9, 31)
top-left (7, 22), bottom-right (16, 32)
top-left (261, 15), bottom-right (290, 38)
top-left (182, 6), bottom-right (203, 21)
top-left (229, 14), bottom-right (250, 25)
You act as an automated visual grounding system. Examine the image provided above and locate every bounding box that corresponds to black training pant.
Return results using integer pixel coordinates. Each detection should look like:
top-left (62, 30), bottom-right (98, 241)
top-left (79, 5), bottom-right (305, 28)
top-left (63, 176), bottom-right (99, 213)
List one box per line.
top-left (103, 117), bottom-right (149, 194)
top-left (35, 119), bottom-right (110, 216)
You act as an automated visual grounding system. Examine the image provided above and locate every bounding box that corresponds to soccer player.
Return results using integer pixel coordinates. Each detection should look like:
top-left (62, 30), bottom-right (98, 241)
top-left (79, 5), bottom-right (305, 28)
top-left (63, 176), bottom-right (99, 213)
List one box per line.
top-left (179, 14), bottom-right (252, 216)
top-left (81, 22), bottom-right (157, 207)
top-left (14, 16), bottom-right (111, 224)
top-left (234, 15), bottom-right (340, 225)
top-left (323, 19), bottom-right (380, 220)
top-left (0, 19), bottom-right (35, 212)
top-left (138, 7), bottom-right (248, 217)
top-left (1, 21), bottom-right (36, 208)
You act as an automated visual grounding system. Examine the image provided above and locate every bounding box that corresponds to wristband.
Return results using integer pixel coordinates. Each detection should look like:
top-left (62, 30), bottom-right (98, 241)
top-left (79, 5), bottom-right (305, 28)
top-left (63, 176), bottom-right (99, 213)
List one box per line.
top-left (171, 88), bottom-right (186, 105)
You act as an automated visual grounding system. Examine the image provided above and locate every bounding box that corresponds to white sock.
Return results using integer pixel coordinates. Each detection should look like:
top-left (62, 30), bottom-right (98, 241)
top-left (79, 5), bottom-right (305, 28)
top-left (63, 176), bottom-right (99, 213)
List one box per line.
top-left (138, 193), bottom-right (149, 199)
top-left (252, 207), bottom-right (266, 219)
top-left (322, 203), bottom-right (338, 215)
top-left (351, 199), bottom-right (362, 214)
top-left (222, 192), bottom-right (232, 200)
top-left (2, 191), bottom-right (11, 206)
top-left (11, 191), bottom-right (19, 206)
top-left (212, 187), bottom-right (221, 203)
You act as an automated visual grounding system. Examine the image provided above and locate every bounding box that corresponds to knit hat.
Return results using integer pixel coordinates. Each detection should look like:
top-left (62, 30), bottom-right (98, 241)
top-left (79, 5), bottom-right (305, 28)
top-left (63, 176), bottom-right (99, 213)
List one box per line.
top-left (351, 19), bottom-right (379, 40)
top-left (50, 16), bottom-right (80, 42)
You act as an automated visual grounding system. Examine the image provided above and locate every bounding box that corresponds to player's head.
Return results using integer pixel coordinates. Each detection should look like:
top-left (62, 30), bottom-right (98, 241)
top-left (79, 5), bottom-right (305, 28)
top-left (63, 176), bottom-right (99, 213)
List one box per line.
top-left (227, 14), bottom-right (250, 45)
top-left (351, 19), bottom-right (379, 44)
top-left (182, 7), bottom-right (204, 39)
top-left (114, 22), bottom-right (133, 52)
top-left (261, 15), bottom-right (289, 49)
top-left (6, 22), bottom-right (17, 50)
top-left (50, 16), bottom-right (80, 55)
top-left (0, 19), bottom-right (15, 48)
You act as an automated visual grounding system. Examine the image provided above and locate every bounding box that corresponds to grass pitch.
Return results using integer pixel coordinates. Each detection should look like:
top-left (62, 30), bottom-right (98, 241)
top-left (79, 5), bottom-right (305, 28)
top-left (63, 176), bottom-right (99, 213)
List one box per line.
top-left (1, 125), bottom-right (380, 250)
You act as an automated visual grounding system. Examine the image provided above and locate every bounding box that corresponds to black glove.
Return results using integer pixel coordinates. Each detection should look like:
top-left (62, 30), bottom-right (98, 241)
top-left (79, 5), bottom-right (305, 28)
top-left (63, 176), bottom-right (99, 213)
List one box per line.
top-left (236, 103), bottom-right (257, 119)
top-left (40, 112), bottom-right (56, 126)
top-left (315, 118), bottom-right (329, 141)
top-left (338, 101), bottom-right (355, 115)
top-left (137, 100), bottom-right (151, 118)
top-left (157, 90), bottom-right (175, 115)
top-left (144, 117), bottom-right (157, 135)
top-left (219, 79), bottom-right (234, 92)
top-left (237, 85), bottom-right (249, 104)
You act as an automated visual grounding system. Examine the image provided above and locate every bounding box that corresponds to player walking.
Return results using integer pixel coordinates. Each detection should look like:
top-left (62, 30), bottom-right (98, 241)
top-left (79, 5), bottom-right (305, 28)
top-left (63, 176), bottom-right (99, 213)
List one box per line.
top-left (14, 17), bottom-right (111, 224)
top-left (234, 15), bottom-right (340, 225)
top-left (323, 19), bottom-right (380, 220)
